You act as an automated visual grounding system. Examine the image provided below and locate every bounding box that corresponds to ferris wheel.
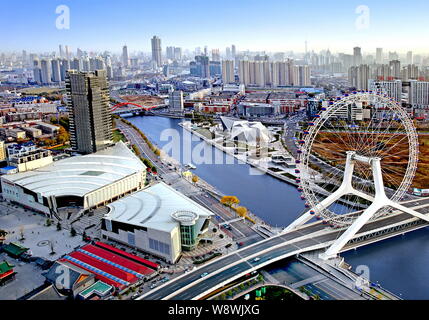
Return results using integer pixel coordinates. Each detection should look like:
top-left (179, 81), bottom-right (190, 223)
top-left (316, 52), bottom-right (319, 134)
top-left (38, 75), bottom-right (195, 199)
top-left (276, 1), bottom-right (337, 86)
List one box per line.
top-left (297, 91), bottom-right (419, 226)
top-left (285, 91), bottom-right (429, 259)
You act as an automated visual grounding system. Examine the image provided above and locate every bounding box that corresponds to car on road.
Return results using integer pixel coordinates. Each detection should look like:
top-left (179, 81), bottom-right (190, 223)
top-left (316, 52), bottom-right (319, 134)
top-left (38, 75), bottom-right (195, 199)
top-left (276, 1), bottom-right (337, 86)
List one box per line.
top-left (200, 272), bottom-right (209, 278)
top-left (150, 283), bottom-right (157, 289)
top-left (131, 293), bottom-right (140, 300)
top-left (252, 257), bottom-right (261, 262)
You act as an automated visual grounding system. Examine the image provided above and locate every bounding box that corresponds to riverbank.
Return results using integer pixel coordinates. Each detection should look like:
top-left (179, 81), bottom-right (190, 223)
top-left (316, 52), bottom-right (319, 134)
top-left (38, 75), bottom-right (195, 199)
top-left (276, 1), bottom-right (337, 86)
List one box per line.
top-left (178, 121), bottom-right (300, 187)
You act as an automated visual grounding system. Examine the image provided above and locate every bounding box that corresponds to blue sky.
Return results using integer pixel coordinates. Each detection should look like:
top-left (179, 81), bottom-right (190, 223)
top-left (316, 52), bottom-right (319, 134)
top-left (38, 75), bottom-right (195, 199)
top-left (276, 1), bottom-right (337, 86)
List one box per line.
top-left (2, 0), bottom-right (429, 54)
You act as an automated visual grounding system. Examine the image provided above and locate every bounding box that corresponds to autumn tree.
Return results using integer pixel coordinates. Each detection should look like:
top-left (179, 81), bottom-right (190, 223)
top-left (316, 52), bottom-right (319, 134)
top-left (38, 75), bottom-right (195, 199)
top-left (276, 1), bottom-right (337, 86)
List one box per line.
top-left (235, 206), bottom-right (248, 217)
top-left (220, 196), bottom-right (240, 208)
top-left (192, 175), bottom-right (199, 184)
top-left (57, 126), bottom-right (70, 144)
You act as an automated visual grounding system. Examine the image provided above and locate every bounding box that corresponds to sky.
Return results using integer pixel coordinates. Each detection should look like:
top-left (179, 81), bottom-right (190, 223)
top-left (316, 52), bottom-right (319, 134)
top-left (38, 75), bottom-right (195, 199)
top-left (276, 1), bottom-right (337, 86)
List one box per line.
top-left (2, 0), bottom-right (429, 55)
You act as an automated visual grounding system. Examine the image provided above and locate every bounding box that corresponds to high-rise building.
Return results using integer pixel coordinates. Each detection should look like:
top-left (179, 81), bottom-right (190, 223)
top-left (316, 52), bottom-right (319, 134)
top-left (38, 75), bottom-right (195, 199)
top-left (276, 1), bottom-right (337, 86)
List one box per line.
top-left (151, 36), bottom-right (162, 68)
top-left (211, 49), bottom-right (220, 61)
top-left (238, 60), bottom-right (250, 85)
top-left (388, 51), bottom-right (399, 61)
top-left (70, 58), bottom-right (82, 71)
top-left (349, 64), bottom-right (370, 91)
top-left (65, 45), bottom-right (70, 59)
top-left (174, 47), bottom-right (182, 61)
top-left (222, 60), bottom-right (235, 84)
top-left (353, 47), bottom-right (362, 66)
top-left (369, 79), bottom-right (402, 102)
top-left (105, 56), bottom-right (113, 80)
top-left (59, 45), bottom-right (64, 58)
top-left (239, 59), bottom-right (296, 87)
top-left (193, 55), bottom-right (210, 78)
top-left (409, 80), bottom-right (429, 106)
top-left (231, 45), bottom-right (236, 59)
top-left (226, 47), bottom-right (231, 59)
top-left (389, 60), bottom-right (401, 79)
top-left (33, 59), bottom-right (42, 84)
top-left (122, 45), bottom-right (129, 67)
top-left (376, 48), bottom-right (383, 64)
top-left (169, 90), bottom-right (184, 112)
top-left (66, 70), bottom-right (113, 154)
top-left (293, 65), bottom-right (311, 86)
top-left (40, 59), bottom-right (51, 84)
top-left (51, 59), bottom-right (61, 83)
top-left (407, 51), bottom-right (413, 65)
top-left (402, 64), bottom-right (420, 80)
top-left (82, 57), bottom-right (90, 71)
top-left (166, 46), bottom-right (174, 60)
top-left (60, 59), bottom-right (70, 81)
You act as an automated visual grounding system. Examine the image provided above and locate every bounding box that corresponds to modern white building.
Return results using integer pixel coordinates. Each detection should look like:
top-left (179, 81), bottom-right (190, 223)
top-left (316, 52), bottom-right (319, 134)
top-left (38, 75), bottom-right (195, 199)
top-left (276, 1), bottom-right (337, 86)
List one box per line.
top-left (220, 117), bottom-right (272, 147)
top-left (101, 182), bottom-right (214, 263)
top-left (369, 79), bottom-right (402, 103)
top-left (1, 142), bottom-right (146, 215)
top-left (409, 80), bottom-right (429, 117)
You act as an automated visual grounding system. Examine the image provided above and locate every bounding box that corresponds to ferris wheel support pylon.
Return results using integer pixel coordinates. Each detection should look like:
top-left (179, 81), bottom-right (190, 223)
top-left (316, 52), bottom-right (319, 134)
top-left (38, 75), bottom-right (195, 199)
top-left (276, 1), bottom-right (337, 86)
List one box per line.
top-left (284, 152), bottom-right (375, 232)
top-left (319, 154), bottom-right (429, 260)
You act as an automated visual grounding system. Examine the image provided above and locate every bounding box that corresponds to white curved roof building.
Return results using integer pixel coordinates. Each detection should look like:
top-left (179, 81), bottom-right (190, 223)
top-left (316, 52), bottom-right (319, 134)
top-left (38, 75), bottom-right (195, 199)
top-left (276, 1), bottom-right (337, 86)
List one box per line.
top-left (1, 142), bottom-right (147, 215)
top-left (220, 116), bottom-right (271, 146)
top-left (102, 182), bottom-right (213, 263)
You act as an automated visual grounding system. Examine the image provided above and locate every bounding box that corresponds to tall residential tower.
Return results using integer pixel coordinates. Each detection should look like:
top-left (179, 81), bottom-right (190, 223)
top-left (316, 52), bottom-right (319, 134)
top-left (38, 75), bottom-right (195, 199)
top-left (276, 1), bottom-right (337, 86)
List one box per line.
top-left (151, 36), bottom-right (162, 68)
top-left (66, 70), bottom-right (113, 154)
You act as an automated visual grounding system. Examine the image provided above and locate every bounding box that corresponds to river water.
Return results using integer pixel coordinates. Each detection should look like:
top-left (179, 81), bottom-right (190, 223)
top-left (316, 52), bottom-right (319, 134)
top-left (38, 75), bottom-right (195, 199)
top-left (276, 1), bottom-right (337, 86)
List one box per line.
top-left (128, 115), bottom-right (429, 300)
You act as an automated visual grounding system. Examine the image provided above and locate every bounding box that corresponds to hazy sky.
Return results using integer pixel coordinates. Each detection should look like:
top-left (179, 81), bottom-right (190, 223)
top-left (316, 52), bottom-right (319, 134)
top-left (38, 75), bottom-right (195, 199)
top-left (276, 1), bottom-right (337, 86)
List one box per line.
top-left (3, 0), bottom-right (429, 54)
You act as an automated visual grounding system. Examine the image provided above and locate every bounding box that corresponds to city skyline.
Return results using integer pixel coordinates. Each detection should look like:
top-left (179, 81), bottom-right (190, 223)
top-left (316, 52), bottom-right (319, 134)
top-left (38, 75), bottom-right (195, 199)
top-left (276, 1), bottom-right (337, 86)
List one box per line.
top-left (3, 0), bottom-right (429, 54)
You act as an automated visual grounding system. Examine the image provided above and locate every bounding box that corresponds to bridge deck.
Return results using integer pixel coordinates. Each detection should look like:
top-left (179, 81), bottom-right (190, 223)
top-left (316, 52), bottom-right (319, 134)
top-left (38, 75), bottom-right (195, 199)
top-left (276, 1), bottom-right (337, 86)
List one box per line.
top-left (141, 197), bottom-right (429, 300)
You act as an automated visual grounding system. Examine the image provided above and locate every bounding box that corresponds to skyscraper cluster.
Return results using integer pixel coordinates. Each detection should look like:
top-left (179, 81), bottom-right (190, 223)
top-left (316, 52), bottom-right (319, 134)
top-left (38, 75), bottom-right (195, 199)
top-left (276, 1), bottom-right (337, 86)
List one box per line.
top-left (33, 49), bottom-right (113, 85)
top-left (166, 46), bottom-right (182, 61)
top-left (238, 59), bottom-right (311, 87)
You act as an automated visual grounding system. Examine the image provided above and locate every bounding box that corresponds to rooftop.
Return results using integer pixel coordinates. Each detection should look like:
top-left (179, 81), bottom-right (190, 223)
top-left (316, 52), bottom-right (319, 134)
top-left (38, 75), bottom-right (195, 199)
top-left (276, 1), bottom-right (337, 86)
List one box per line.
top-left (2, 141), bottom-right (146, 198)
top-left (105, 182), bottom-right (214, 233)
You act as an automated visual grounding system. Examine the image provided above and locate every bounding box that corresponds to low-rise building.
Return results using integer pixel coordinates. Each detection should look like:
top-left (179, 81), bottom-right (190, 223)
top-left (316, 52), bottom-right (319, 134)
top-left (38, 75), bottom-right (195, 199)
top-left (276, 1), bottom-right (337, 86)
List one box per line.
top-left (20, 126), bottom-right (43, 138)
top-left (36, 122), bottom-right (60, 135)
top-left (8, 148), bottom-right (53, 172)
top-left (238, 102), bottom-right (279, 117)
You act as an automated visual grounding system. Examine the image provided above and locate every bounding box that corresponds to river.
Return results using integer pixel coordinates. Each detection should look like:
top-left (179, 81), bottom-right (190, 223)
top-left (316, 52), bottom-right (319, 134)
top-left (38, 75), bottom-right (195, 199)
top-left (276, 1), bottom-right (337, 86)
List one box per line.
top-left (127, 115), bottom-right (429, 300)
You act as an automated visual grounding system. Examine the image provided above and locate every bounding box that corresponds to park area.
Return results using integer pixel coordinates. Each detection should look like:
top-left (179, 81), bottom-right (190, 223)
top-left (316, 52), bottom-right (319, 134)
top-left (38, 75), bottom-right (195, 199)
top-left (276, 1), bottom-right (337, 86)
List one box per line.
top-left (312, 131), bottom-right (429, 190)
top-left (119, 95), bottom-right (164, 107)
